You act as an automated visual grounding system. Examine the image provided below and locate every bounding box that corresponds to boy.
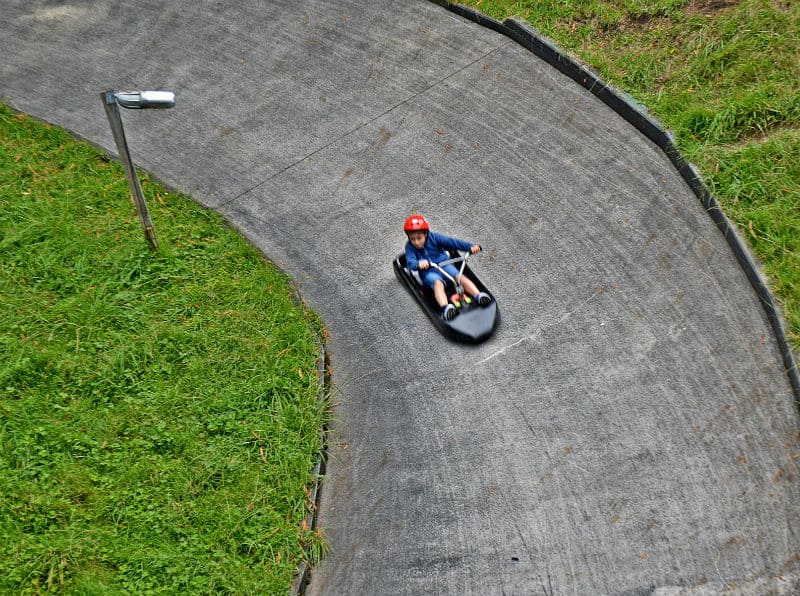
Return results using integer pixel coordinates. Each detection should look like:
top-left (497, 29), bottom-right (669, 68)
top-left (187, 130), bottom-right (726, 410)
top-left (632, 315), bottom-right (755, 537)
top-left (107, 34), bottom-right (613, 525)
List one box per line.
top-left (404, 214), bottom-right (491, 320)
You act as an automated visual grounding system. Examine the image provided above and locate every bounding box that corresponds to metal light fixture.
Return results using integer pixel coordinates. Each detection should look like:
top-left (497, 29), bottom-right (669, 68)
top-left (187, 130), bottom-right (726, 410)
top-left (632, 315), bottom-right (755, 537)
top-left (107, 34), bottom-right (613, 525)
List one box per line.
top-left (101, 89), bottom-right (175, 250)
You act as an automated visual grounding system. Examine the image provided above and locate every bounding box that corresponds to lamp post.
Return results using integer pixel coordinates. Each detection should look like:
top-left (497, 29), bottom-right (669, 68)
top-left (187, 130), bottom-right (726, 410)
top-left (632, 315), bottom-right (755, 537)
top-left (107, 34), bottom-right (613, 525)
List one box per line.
top-left (101, 90), bottom-right (175, 250)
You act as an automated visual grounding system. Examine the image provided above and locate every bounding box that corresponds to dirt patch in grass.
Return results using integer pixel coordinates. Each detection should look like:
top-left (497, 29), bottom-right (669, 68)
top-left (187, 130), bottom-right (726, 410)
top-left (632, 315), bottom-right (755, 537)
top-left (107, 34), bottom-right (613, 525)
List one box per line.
top-left (686, 0), bottom-right (741, 16)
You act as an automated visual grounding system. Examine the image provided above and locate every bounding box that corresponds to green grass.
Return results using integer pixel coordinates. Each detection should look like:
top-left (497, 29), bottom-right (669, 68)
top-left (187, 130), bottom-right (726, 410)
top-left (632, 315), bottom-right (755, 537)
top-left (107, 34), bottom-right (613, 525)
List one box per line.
top-left (0, 105), bottom-right (326, 593)
top-left (461, 0), bottom-right (800, 347)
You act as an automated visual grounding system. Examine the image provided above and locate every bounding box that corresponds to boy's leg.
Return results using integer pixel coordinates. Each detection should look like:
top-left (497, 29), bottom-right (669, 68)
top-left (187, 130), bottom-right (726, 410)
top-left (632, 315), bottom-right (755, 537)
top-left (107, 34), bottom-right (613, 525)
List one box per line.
top-left (457, 275), bottom-right (492, 305)
top-left (457, 275), bottom-right (480, 297)
top-left (433, 280), bottom-right (448, 308)
top-left (422, 270), bottom-right (448, 307)
top-left (423, 269), bottom-right (459, 318)
top-left (434, 280), bottom-right (457, 320)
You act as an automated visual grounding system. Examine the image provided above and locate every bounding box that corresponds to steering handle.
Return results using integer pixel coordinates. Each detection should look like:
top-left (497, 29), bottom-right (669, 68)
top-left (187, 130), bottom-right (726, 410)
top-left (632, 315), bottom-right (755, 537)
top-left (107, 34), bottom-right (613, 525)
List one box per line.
top-left (433, 252), bottom-right (470, 269)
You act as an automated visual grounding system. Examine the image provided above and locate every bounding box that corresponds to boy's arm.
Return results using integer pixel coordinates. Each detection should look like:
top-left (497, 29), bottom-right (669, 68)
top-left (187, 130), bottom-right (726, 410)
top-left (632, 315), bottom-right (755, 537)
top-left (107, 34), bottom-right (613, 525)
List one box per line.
top-left (404, 242), bottom-right (420, 271)
top-left (433, 231), bottom-right (475, 253)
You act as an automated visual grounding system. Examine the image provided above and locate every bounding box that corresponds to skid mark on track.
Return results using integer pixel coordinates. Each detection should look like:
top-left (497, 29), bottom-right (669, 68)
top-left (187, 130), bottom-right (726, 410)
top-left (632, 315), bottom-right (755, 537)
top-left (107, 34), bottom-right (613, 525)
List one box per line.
top-left (475, 287), bottom-right (605, 365)
top-left (475, 329), bottom-right (544, 366)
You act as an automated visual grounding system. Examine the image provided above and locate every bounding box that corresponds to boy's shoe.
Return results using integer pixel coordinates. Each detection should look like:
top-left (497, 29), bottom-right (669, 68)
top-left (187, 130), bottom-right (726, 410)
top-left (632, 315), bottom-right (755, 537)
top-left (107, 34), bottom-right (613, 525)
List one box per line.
top-left (476, 292), bottom-right (492, 306)
top-left (442, 304), bottom-right (457, 320)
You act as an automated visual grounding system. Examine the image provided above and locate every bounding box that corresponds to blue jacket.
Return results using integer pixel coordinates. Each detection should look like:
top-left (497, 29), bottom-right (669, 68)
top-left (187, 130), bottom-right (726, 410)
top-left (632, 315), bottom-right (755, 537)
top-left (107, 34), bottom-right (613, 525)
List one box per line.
top-left (405, 231), bottom-right (473, 271)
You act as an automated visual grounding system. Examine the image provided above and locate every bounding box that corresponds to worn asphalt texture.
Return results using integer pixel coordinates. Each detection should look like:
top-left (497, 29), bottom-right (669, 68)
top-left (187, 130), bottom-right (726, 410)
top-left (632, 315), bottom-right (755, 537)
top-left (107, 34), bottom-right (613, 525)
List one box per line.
top-left (2, 1), bottom-right (799, 593)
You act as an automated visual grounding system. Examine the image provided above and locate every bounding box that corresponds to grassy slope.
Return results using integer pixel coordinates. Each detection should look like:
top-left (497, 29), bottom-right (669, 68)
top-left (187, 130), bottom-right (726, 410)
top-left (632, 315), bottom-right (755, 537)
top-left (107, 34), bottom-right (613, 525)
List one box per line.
top-left (0, 105), bottom-right (325, 593)
top-left (460, 0), bottom-right (799, 347)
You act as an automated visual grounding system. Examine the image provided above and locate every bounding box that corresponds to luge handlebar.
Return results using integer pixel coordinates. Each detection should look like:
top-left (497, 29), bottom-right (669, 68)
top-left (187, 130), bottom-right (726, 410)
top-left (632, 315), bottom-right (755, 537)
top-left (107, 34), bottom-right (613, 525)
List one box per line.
top-left (428, 251), bottom-right (471, 294)
top-left (431, 251), bottom-right (471, 269)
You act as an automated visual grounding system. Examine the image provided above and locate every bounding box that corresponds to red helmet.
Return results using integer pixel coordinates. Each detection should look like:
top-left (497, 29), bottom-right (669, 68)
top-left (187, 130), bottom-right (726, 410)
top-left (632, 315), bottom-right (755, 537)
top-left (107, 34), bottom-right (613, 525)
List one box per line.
top-left (404, 214), bottom-right (430, 233)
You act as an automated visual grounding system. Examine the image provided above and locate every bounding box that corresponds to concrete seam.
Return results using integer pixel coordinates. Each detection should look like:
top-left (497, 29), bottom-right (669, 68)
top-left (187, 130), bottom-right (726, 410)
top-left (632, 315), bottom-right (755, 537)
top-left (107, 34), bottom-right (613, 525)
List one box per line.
top-left (217, 39), bottom-right (511, 210)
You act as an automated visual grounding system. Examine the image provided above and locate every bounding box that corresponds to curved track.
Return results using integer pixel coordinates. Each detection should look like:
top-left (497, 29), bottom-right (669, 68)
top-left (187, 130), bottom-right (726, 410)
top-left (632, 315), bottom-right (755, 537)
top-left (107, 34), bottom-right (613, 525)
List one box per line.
top-left (2, 1), bottom-right (798, 593)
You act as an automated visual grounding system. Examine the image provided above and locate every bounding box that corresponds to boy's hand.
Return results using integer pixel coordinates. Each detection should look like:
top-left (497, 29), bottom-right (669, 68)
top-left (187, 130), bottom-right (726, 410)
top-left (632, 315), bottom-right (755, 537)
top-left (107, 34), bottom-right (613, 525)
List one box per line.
top-left (470, 244), bottom-right (482, 254)
top-left (419, 260), bottom-right (430, 270)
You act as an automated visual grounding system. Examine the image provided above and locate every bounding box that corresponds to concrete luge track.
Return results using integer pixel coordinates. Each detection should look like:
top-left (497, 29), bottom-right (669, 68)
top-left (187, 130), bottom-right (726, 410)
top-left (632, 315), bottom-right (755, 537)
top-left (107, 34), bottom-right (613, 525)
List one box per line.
top-left (2, 1), bottom-right (798, 593)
